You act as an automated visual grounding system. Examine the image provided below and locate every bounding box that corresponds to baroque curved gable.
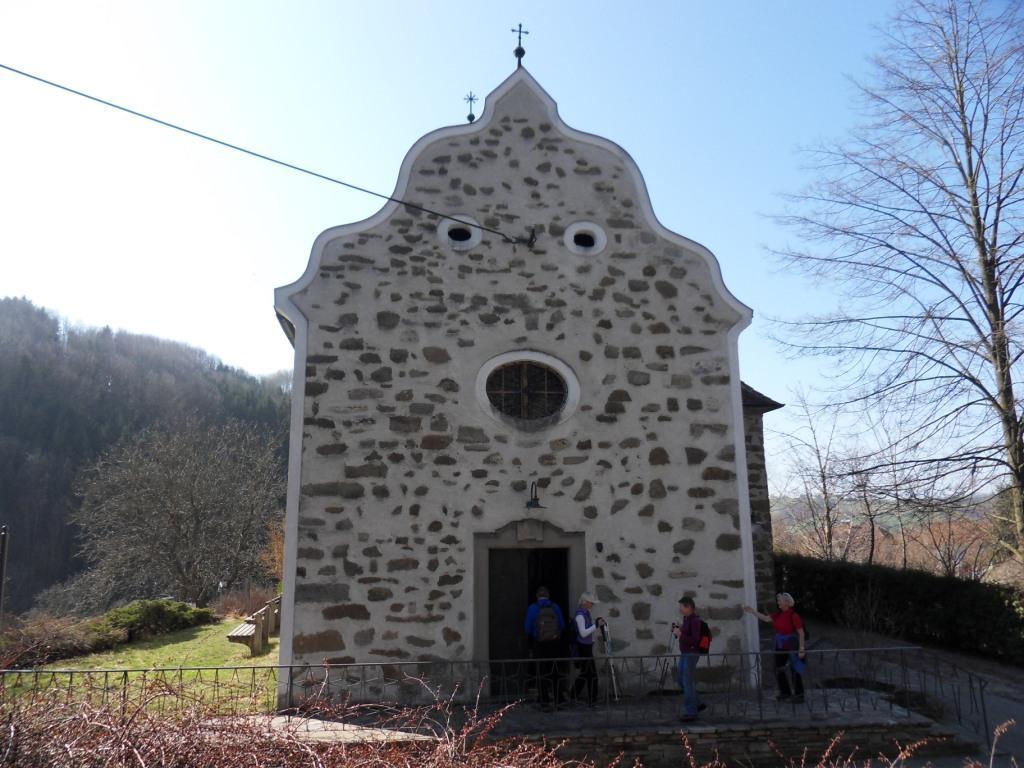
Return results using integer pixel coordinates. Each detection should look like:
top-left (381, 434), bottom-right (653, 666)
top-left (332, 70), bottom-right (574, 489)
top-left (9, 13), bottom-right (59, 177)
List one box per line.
top-left (275, 67), bottom-right (751, 331)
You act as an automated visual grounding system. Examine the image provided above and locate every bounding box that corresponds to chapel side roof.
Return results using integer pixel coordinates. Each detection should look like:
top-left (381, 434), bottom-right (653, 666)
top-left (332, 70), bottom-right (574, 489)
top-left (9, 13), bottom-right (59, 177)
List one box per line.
top-left (277, 312), bottom-right (296, 347)
top-left (740, 382), bottom-right (784, 413)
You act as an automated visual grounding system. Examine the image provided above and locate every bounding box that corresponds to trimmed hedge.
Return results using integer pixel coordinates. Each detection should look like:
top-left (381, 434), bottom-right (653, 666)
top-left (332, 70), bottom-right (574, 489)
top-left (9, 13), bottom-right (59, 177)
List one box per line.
top-left (92, 600), bottom-right (215, 642)
top-left (1, 600), bottom-right (215, 668)
top-left (775, 553), bottom-right (1024, 665)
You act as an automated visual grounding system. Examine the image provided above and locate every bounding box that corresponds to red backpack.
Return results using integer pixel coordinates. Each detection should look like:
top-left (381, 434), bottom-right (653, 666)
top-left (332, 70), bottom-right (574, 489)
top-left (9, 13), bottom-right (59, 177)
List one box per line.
top-left (698, 619), bottom-right (712, 654)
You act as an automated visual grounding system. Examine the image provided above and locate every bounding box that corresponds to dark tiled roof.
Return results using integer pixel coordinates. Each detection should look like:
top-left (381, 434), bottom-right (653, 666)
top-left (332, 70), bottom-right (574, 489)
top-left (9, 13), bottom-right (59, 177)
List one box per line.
top-left (741, 382), bottom-right (784, 412)
top-left (277, 312), bottom-right (296, 346)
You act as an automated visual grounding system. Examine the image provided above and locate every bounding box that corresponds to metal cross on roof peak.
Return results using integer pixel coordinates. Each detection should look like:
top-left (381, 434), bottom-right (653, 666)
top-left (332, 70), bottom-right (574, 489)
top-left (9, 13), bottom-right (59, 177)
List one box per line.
top-left (464, 92), bottom-right (478, 123)
top-left (511, 23), bottom-right (529, 67)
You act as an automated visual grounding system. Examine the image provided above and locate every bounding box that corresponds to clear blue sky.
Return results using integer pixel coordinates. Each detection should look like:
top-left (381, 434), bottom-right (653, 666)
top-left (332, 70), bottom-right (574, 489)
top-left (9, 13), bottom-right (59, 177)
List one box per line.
top-left (0, 1), bottom-right (896, 482)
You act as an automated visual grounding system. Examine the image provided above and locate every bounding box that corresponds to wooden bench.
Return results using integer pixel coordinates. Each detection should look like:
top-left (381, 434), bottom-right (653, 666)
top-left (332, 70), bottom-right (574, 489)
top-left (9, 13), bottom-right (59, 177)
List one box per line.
top-left (262, 596), bottom-right (281, 636)
top-left (227, 613), bottom-right (263, 654)
top-left (226, 595), bottom-right (281, 656)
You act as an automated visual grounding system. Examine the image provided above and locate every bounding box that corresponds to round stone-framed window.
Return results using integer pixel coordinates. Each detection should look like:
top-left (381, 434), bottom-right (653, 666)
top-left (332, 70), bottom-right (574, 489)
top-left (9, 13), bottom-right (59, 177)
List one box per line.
top-left (476, 351), bottom-right (580, 431)
top-left (564, 221), bottom-right (608, 256)
top-left (437, 215), bottom-right (482, 251)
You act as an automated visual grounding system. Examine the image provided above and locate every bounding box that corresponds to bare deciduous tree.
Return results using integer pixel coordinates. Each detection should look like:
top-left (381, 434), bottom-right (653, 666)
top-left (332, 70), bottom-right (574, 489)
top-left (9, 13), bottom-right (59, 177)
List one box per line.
top-left (776, 0), bottom-right (1024, 565)
top-left (257, 516), bottom-right (286, 585)
top-left (868, 428), bottom-right (917, 569)
top-left (776, 396), bottom-right (856, 561)
top-left (848, 464), bottom-right (885, 566)
top-left (73, 419), bottom-right (284, 607)
top-left (906, 499), bottom-right (1000, 579)
top-left (847, 411), bottom-right (962, 568)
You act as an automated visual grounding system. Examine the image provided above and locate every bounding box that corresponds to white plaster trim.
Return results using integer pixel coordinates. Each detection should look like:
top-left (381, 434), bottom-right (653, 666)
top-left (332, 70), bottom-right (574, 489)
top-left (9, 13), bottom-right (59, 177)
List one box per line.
top-left (725, 318), bottom-right (762, 676)
top-left (564, 220), bottom-right (607, 256)
top-left (272, 307), bottom-right (306, 689)
top-left (437, 215), bottom-right (482, 251)
top-left (474, 349), bottom-right (581, 430)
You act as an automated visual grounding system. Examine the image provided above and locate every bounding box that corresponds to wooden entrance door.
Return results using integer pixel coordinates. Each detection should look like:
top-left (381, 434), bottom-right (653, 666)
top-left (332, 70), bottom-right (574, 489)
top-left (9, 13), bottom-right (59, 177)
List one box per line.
top-left (487, 547), bottom-right (569, 661)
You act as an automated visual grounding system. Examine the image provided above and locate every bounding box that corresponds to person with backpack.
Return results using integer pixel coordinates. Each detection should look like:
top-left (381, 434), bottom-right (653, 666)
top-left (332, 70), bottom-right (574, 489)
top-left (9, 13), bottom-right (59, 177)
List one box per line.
top-left (570, 592), bottom-right (605, 706)
top-left (744, 592), bottom-right (807, 702)
top-left (672, 596), bottom-right (705, 721)
top-left (524, 586), bottom-right (566, 710)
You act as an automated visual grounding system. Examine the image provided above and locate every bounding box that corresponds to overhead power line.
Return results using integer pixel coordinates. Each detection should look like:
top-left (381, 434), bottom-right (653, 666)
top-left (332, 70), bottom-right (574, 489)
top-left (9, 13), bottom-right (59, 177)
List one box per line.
top-left (0, 62), bottom-right (526, 245)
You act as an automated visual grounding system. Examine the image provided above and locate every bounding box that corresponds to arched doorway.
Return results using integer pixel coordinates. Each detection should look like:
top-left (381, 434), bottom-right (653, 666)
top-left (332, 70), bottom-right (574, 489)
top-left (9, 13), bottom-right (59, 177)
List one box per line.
top-left (472, 519), bottom-right (586, 661)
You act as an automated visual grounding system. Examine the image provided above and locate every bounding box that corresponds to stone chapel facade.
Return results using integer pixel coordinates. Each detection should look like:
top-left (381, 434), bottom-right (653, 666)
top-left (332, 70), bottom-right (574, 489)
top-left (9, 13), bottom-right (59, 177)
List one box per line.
top-left (274, 67), bottom-right (780, 676)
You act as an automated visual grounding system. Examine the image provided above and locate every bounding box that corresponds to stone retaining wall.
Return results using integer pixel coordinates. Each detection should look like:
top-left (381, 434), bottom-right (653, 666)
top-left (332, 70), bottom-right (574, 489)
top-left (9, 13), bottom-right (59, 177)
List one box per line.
top-left (519, 720), bottom-right (955, 767)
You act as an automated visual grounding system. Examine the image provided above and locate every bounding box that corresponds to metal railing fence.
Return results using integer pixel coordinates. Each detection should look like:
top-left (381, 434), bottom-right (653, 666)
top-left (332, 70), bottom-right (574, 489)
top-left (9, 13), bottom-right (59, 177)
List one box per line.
top-left (0, 647), bottom-right (989, 745)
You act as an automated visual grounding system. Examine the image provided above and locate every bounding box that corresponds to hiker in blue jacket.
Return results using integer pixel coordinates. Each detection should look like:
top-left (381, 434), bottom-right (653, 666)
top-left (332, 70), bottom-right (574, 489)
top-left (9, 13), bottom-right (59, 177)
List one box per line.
top-left (524, 586), bottom-right (566, 709)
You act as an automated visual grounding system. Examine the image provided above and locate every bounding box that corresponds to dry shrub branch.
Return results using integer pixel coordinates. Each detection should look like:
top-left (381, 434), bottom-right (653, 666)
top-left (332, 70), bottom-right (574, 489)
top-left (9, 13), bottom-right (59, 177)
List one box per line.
top-left (0, 677), bottom-right (597, 768)
top-left (0, 675), bottom-right (1013, 767)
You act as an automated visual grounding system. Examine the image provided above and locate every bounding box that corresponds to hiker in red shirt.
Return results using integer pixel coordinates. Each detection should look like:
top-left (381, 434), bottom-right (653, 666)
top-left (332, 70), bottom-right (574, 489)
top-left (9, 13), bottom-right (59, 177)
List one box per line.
top-left (672, 596), bottom-right (704, 720)
top-left (744, 592), bottom-right (807, 702)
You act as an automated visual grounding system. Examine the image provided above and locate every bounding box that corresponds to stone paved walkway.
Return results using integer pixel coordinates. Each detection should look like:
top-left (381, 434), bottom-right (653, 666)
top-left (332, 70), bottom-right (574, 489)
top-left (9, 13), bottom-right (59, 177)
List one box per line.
top-left (221, 714), bottom-right (433, 743)
top-left (489, 687), bottom-right (935, 737)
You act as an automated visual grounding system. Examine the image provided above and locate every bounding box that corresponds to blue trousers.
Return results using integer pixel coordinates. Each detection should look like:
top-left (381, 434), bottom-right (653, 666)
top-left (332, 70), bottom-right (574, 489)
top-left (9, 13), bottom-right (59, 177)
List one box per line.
top-left (677, 653), bottom-right (700, 716)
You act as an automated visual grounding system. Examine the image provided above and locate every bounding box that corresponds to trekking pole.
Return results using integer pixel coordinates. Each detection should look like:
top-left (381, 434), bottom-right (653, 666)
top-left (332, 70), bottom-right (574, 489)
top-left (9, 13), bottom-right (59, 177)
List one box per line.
top-left (658, 625), bottom-right (677, 689)
top-left (600, 622), bottom-right (620, 701)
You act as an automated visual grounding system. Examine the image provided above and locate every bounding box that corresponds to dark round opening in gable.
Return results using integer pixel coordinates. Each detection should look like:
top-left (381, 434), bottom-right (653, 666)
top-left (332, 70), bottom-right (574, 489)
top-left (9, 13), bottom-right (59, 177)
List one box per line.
top-left (573, 231), bottom-right (596, 248)
top-left (486, 361), bottom-right (568, 422)
top-left (447, 226), bottom-right (473, 243)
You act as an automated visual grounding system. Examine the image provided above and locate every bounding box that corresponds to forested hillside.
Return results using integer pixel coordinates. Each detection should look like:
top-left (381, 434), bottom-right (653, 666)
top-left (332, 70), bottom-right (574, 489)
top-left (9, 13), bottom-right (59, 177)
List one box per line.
top-left (0, 298), bottom-right (290, 613)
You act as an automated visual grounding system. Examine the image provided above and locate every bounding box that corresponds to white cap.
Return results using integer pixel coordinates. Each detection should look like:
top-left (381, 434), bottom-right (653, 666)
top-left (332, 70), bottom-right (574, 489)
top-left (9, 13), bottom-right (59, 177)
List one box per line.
top-left (579, 591), bottom-right (599, 605)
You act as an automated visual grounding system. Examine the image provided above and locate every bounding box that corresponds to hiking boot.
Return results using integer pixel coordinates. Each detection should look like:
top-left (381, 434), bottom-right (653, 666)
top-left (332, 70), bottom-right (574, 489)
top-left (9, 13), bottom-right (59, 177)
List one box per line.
top-left (776, 693), bottom-right (792, 701)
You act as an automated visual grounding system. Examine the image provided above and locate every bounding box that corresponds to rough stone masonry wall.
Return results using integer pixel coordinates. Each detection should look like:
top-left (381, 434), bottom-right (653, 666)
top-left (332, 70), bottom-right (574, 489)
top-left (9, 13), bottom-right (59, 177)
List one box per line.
top-left (285, 77), bottom-right (752, 666)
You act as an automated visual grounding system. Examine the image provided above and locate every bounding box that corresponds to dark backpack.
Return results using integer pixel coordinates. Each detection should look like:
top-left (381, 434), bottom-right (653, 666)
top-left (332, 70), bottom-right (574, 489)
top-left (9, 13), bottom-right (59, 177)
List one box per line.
top-left (698, 619), bottom-right (712, 654)
top-left (535, 604), bottom-right (562, 642)
top-left (568, 611), bottom-right (580, 643)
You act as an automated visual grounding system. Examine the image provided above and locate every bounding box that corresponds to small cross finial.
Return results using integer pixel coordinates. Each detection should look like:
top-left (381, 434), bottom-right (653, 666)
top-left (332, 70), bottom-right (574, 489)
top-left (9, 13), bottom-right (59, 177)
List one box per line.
top-left (511, 23), bottom-right (529, 67)
top-left (464, 92), bottom-right (478, 123)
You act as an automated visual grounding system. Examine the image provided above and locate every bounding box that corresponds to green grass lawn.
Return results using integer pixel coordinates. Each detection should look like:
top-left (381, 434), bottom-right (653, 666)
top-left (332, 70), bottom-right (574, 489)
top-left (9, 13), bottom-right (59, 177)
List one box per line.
top-left (45, 619), bottom-right (280, 671)
top-left (0, 620), bottom-right (284, 713)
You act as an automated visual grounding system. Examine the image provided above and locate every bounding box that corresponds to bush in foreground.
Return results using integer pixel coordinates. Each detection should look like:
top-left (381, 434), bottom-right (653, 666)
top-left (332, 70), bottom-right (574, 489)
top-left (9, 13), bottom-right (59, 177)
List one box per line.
top-left (0, 688), bottom-right (595, 768)
top-left (0, 675), bottom-right (1014, 768)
